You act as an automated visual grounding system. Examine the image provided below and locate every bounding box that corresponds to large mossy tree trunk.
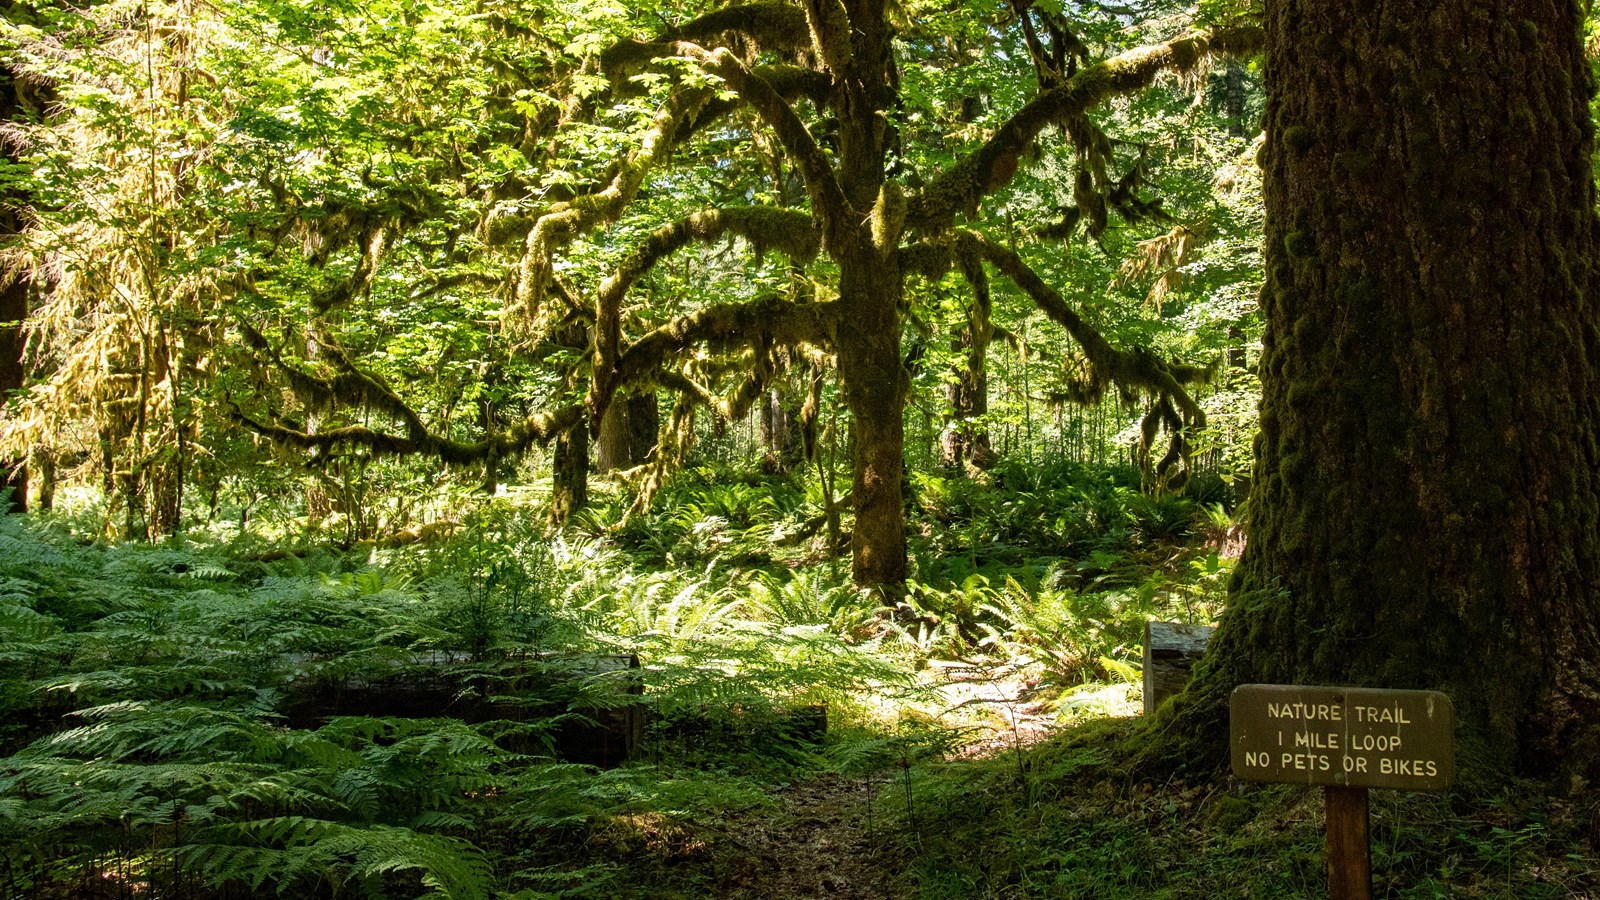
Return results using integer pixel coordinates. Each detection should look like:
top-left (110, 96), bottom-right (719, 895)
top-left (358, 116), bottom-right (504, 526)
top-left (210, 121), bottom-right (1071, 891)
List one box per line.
top-left (1166, 0), bottom-right (1600, 778)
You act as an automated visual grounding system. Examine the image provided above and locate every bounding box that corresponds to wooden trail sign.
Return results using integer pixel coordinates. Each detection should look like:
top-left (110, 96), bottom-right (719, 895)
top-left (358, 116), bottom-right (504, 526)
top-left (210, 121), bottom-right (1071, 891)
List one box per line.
top-left (1230, 684), bottom-right (1454, 790)
top-left (1230, 684), bottom-right (1455, 900)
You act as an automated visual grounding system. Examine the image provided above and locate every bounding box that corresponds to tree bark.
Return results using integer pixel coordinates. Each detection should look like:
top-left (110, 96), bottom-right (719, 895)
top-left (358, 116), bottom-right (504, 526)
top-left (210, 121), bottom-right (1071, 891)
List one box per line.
top-left (549, 418), bottom-right (589, 527)
top-left (1171, 0), bottom-right (1600, 778)
top-left (626, 393), bottom-right (658, 464)
top-left (31, 445), bottom-right (53, 511)
top-left (0, 62), bottom-right (27, 514)
top-left (594, 396), bottom-right (630, 474)
top-left (836, 235), bottom-right (908, 587)
top-left (759, 388), bottom-right (804, 473)
top-left (941, 296), bottom-right (996, 474)
top-left (1221, 58), bottom-right (1247, 138)
top-left (0, 276), bottom-right (24, 515)
top-left (551, 323), bottom-right (592, 525)
top-left (825, 0), bottom-right (910, 589)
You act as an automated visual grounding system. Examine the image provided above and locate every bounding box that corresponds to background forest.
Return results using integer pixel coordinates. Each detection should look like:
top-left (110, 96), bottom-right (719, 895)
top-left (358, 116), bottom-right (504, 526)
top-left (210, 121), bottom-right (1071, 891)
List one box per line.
top-left (0, 0), bottom-right (1593, 897)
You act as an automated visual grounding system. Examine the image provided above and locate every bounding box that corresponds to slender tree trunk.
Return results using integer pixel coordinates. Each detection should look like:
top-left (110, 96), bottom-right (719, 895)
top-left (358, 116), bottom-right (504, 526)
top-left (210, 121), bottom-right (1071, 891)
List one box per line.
top-left (941, 295), bottom-right (995, 474)
top-left (31, 445), bottom-right (53, 511)
top-left (626, 393), bottom-right (658, 464)
top-left (1222, 59), bottom-right (1247, 138)
top-left (144, 330), bottom-right (181, 537)
top-left (759, 388), bottom-right (805, 473)
top-left (1170, 0), bottom-right (1600, 778)
top-left (550, 322), bottom-right (592, 525)
top-left (549, 419), bottom-right (589, 526)
top-left (0, 276), bottom-right (23, 515)
top-left (594, 397), bottom-right (630, 474)
top-left (480, 397), bottom-right (499, 495)
top-left (303, 331), bottom-right (333, 530)
top-left (0, 62), bottom-right (27, 515)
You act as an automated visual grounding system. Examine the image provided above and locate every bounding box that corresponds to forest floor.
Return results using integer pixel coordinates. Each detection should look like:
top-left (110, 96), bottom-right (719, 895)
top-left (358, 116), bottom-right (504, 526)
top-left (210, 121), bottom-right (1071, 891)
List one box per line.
top-left (714, 770), bottom-right (901, 899)
top-left (700, 669), bottom-right (1067, 899)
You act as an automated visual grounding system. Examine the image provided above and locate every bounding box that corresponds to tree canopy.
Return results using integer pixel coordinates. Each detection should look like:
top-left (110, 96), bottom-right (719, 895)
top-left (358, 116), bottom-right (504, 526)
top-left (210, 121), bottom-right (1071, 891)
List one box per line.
top-left (0, 0), bottom-right (1264, 581)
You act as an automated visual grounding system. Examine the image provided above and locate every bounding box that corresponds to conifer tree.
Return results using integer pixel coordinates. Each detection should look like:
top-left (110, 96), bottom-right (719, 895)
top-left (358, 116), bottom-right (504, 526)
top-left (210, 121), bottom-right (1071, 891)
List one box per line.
top-left (1166, 0), bottom-right (1600, 777)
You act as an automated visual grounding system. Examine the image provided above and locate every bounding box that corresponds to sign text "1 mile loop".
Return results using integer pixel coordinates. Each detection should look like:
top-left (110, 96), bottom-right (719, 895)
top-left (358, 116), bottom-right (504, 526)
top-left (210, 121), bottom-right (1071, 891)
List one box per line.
top-left (1230, 685), bottom-right (1454, 791)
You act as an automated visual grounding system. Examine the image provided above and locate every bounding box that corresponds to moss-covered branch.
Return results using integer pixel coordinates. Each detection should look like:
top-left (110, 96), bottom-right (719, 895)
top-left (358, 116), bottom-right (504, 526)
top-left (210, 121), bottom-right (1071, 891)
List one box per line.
top-left (591, 206), bottom-right (821, 423)
top-left (508, 86), bottom-right (714, 334)
top-left (964, 230), bottom-right (1204, 406)
top-left (311, 225), bottom-right (388, 313)
top-left (801, 0), bottom-right (853, 74)
top-left (615, 295), bottom-right (839, 389)
top-left (600, 2), bottom-right (811, 74)
top-left (231, 403), bottom-right (587, 466)
top-left (753, 65), bottom-right (834, 108)
top-left (963, 230), bottom-right (1206, 481)
top-left (669, 42), bottom-right (852, 233)
top-left (906, 25), bottom-right (1264, 233)
top-left (233, 313), bottom-right (590, 465)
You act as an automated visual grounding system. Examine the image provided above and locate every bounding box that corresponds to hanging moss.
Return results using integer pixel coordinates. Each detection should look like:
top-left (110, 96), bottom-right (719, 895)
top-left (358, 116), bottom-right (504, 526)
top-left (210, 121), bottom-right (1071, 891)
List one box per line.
top-left (905, 25), bottom-right (1264, 234)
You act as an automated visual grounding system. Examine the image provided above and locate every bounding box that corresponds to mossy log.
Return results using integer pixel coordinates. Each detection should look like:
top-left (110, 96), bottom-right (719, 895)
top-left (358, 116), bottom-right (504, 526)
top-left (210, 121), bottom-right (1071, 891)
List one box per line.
top-left (279, 651), bottom-right (646, 767)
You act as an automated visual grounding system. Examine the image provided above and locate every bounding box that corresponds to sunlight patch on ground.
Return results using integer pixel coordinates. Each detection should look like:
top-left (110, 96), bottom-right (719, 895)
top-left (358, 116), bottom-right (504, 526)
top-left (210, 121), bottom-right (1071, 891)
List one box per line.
top-left (1056, 682), bottom-right (1143, 721)
top-left (878, 659), bottom-right (1145, 759)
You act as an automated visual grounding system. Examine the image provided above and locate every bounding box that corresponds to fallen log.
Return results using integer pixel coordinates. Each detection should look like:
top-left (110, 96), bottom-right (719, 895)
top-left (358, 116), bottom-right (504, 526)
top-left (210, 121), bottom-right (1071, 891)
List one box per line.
top-left (279, 650), bottom-right (646, 766)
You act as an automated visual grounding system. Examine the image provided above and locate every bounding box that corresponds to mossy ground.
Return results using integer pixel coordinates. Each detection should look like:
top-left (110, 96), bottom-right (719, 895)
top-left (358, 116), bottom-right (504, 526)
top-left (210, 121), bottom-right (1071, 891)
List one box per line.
top-left (607, 714), bottom-right (1599, 899)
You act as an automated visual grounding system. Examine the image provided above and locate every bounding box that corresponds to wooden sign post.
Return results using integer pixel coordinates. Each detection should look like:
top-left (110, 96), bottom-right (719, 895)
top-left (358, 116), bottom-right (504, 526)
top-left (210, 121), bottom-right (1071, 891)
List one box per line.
top-left (1230, 685), bottom-right (1454, 900)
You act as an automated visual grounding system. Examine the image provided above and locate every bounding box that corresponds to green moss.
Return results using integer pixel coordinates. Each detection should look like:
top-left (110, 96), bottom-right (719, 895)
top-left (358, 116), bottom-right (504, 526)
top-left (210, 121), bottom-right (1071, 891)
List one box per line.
top-left (1334, 278), bottom-right (1376, 308)
top-left (1168, 37), bottom-right (1200, 73)
top-left (871, 182), bottom-right (907, 255)
top-left (1518, 19), bottom-right (1539, 42)
top-left (1283, 230), bottom-right (1315, 259)
top-left (1279, 451), bottom-right (1308, 486)
top-left (1334, 150), bottom-right (1375, 177)
top-left (1285, 378), bottom-right (1313, 407)
top-left (1282, 125), bottom-right (1315, 154)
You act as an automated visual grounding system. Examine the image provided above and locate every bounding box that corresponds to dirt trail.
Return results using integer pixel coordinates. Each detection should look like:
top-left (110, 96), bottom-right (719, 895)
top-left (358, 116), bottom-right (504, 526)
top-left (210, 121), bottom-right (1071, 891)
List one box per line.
top-left (711, 672), bottom-right (1070, 898)
top-left (714, 770), bottom-right (902, 899)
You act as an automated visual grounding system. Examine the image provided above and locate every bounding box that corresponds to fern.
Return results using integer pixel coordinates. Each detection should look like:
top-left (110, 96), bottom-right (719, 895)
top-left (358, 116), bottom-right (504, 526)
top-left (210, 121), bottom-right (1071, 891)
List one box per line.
top-left (182, 818), bottom-right (495, 898)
